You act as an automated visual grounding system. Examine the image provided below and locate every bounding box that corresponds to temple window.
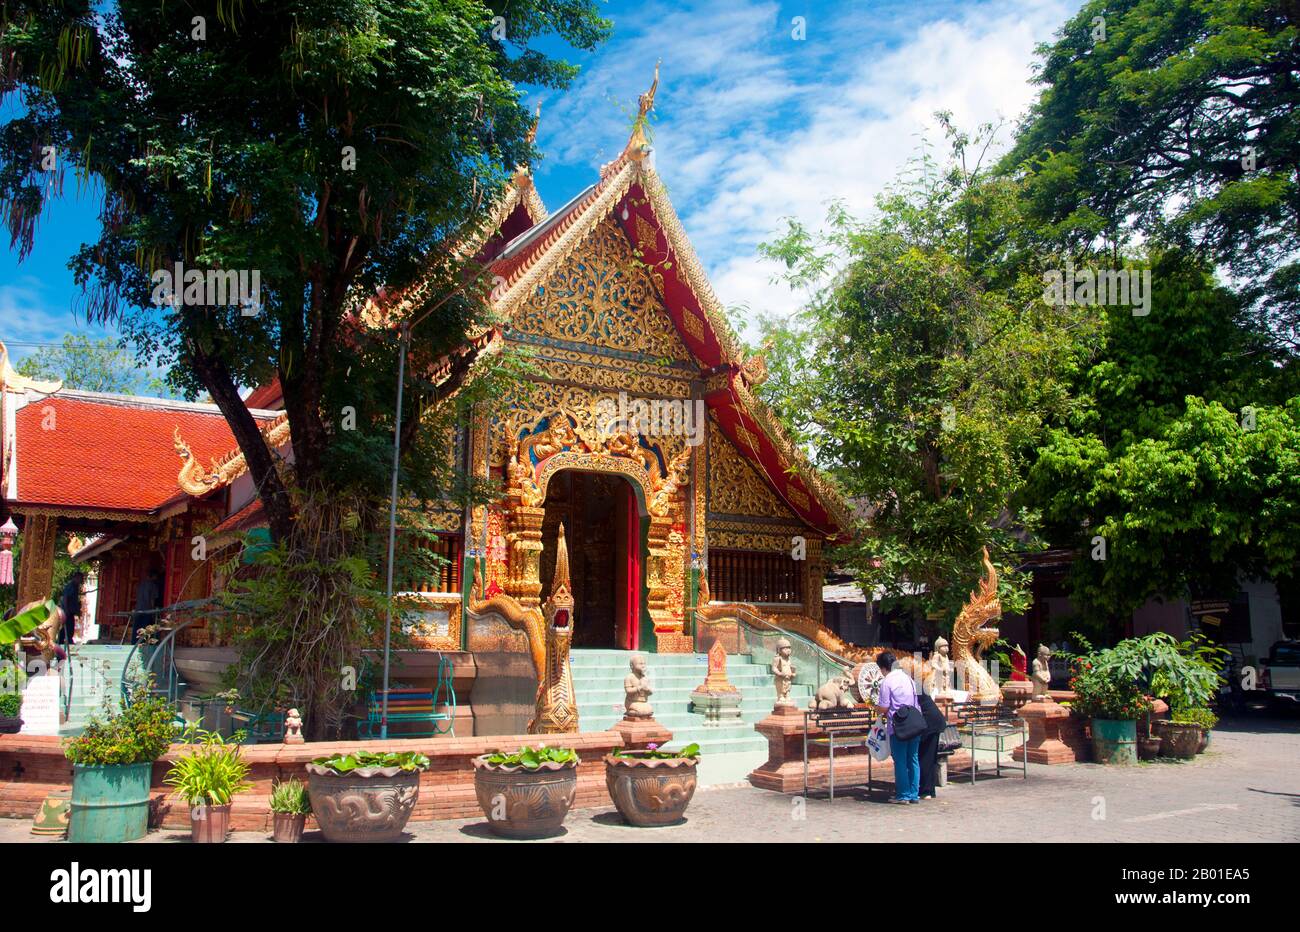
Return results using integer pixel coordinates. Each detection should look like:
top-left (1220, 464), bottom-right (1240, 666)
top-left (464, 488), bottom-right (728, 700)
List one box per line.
top-left (707, 549), bottom-right (805, 605)
top-left (402, 532), bottom-right (463, 594)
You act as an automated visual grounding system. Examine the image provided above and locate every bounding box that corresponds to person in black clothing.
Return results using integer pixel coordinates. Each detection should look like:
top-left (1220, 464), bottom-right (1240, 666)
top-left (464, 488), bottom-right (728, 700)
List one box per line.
top-left (57, 570), bottom-right (85, 645)
top-left (917, 690), bottom-right (949, 800)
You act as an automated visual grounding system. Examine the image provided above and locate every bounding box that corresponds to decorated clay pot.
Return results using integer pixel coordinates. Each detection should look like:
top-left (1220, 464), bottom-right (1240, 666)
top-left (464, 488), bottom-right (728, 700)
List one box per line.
top-left (604, 753), bottom-right (698, 826)
top-left (0, 715), bottom-right (22, 735)
top-left (305, 764), bottom-right (421, 843)
top-left (272, 811), bottom-right (306, 843)
top-left (472, 755), bottom-right (577, 839)
top-left (1152, 721), bottom-right (1202, 760)
top-left (190, 803), bottom-right (231, 843)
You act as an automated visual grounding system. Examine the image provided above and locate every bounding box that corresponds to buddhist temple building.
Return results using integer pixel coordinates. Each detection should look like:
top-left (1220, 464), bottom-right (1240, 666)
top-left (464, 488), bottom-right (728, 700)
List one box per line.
top-left (0, 71), bottom-right (862, 736)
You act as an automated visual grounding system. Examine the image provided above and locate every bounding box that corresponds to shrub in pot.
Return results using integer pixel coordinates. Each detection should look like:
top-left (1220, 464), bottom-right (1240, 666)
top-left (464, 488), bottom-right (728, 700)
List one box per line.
top-left (604, 742), bottom-right (700, 826)
top-left (63, 682), bottom-right (177, 842)
top-left (0, 691), bottom-right (22, 734)
top-left (164, 726), bottom-right (252, 843)
top-left (1156, 703), bottom-right (1217, 758)
top-left (269, 777), bottom-right (311, 843)
top-left (1068, 660), bottom-right (1147, 765)
top-left (306, 750), bottom-right (428, 843)
top-left (473, 746), bottom-right (578, 839)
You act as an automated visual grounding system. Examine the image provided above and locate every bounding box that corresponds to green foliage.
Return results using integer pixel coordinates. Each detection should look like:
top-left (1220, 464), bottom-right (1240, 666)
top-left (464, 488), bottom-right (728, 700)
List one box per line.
top-left (163, 725), bottom-right (253, 806)
top-left (758, 121), bottom-right (1091, 621)
top-left (1068, 658), bottom-right (1149, 721)
top-left (611, 742), bottom-right (700, 760)
top-left (63, 682), bottom-right (177, 765)
top-left (16, 333), bottom-right (166, 395)
top-left (269, 777), bottom-right (312, 814)
top-left (311, 750), bottom-right (430, 773)
top-left (0, 599), bottom-right (56, 643)
top-left (481, 746), bottom-right (577, 769)
top-left (0, 692), bottom-right (21, 717)
top-left (1168, 704), bottom-right (1218, 730)
top-left (1069, 633), bottom-right (1224, 720)
top-left (1008, 0), bottom-right (1300, 350)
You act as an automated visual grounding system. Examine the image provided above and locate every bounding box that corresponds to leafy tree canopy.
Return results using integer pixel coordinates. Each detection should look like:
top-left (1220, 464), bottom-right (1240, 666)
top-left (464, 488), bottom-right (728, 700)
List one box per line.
top-left (16, 332), bottom-right (166, 395)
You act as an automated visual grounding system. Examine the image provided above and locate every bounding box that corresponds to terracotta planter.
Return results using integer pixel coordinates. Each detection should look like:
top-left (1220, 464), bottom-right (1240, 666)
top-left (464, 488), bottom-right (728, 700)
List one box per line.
top-left (272, 811), bottom-right (306, 843)
top-left (305, 764), bottom-right (421, 843)
top-left (472, 755), bottom-right (577, 839)
top-left (604, 754), bottom-right (698, 826)
top-left (1152, 721), bottom-right (1202, 760)
top-left (190, 803), bottom-right (231, 843)
top-left (1137, 734), bottom-right (1163, 760)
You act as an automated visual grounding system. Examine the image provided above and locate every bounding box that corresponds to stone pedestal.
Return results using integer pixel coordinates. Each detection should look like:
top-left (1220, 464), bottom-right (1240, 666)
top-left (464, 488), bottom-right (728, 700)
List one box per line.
top-left (1012, 698), bottom-right (1088, 764)
top-left (689, 691), bottom-right (742, 723)
top-left (610, 716), bottom-right (673, 751)
top-left (1000, 681), bottom-right (1032, 713)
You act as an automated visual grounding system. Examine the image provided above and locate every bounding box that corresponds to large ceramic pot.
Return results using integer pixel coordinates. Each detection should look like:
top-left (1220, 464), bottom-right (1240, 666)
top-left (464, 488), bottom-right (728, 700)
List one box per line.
top-left (1090, 718), bottom-right (1137, 765)
top-left (472, 755), bottom-right (577, 839)
top-left (68, 762), bottom-right (153, 843)
top-left (189, 802), bottom-right (231, 843)
top-left (0, 715), bottom-right (21, 735)
top-left (1152, 721), bottom-right (1202, 760)
top-left (271, 811), bottom-right (306, 843)
top-left (305, 764), bottom-right (421, 843)
top-left (604, 753), bottom-right (698, 826)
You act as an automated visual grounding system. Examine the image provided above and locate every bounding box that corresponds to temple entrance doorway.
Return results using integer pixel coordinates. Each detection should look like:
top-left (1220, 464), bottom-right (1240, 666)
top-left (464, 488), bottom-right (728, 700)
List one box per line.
top-left (540, 470), bottom-right (642, 650)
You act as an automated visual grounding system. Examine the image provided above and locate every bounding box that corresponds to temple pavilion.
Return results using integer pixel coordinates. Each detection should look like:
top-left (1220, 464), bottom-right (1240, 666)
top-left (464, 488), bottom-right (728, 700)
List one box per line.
top-left (0, 72), bottom-right (861, 737)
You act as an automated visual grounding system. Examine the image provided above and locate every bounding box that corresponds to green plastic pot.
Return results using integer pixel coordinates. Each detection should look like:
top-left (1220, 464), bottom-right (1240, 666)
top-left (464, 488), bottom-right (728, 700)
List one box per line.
top-left (1090, 718), bottom-right (1137, 765)
top-left (68, 763), bottom-right (154, 843)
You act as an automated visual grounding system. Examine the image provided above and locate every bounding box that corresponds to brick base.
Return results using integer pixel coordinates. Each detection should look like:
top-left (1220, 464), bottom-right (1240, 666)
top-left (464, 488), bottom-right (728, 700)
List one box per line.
top-left (0, 723), bottom-right (672, 832)
top-left (1012, 699), bottom-right (1089, 764)
top-left (746, 710), bottom-right (973, 794)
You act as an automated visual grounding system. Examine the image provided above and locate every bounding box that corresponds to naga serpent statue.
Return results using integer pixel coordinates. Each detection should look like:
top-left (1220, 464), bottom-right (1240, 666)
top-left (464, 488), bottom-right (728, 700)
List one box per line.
top-left (534, 523), bottom-right (578, 733)
top-left (467, 524), bottom-right (579, 734)
top-left (948, 547), bottom-right (1003, 703)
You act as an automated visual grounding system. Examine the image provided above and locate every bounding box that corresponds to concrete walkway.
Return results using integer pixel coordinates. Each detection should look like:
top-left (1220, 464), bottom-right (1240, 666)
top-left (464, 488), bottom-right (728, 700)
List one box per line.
top-left (5, 713), bottom-right (1296, 844)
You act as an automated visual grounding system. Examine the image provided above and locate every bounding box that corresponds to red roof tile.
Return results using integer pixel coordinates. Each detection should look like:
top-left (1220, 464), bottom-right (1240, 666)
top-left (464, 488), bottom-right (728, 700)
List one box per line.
top-left (11, 394), bottom-right (271, 513)
top-left (210, 497), bottom-right (265, 537)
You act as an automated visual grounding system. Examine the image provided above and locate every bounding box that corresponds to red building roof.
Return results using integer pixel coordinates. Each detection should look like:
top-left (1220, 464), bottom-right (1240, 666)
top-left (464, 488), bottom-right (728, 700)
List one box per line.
top-left (9, 391), bottom-right (273, 515)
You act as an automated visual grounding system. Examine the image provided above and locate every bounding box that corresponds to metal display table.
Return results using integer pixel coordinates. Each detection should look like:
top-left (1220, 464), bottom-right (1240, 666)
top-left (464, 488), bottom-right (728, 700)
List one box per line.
top-left (801, 707), bottom-right (881, 802)
top-left (952, 703), bottom-right (1028, 783)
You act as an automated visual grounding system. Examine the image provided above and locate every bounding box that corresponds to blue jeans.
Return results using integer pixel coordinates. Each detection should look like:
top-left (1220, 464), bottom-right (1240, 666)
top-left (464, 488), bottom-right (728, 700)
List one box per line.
top-left (889, 733), bottom-right (921, 801)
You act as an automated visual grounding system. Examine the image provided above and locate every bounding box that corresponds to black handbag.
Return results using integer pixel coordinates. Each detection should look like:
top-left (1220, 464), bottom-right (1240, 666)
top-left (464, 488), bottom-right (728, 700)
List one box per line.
top-left (891, 704), bottom-right (926, 741)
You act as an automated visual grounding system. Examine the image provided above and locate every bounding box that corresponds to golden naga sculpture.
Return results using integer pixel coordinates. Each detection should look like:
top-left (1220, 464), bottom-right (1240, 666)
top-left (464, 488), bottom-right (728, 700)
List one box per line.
top-left (624, 60), bottom-right (659, 162)
top-left (648, 447), bottom-right (690, 518)
top-left (174, 414), bottom-right (291, 496)
top-left (951, 547), bottom-right (1003, 703)
top-left (533, 523), bottom-right (578, 733)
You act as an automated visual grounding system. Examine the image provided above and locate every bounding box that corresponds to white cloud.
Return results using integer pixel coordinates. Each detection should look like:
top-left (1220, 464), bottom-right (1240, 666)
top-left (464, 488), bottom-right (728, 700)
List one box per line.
top-left (533, 0), bottom-right (1080, 341)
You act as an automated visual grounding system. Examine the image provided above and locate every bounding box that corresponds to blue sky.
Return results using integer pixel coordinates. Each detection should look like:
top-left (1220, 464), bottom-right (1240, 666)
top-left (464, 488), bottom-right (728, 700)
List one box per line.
top-left (0, 0), bottom-right (1080, 368)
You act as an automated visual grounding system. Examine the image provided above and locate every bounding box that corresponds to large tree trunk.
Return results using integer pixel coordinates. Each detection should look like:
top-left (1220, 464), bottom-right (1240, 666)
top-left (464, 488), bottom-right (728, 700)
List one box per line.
top-left (188, 344), bottom-right (296, 543)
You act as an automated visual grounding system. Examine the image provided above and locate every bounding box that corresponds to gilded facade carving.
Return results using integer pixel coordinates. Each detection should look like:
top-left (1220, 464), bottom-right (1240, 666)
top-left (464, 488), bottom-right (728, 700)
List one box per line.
top-left (510, 217), bottom-right (693, 363)
top-left (707, 419), bottom-right (796, 520)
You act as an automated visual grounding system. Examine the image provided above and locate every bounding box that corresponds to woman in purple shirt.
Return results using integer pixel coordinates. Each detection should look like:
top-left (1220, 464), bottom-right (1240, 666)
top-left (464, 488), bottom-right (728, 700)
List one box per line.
top-left (873, 652), bottom-right (922, 804)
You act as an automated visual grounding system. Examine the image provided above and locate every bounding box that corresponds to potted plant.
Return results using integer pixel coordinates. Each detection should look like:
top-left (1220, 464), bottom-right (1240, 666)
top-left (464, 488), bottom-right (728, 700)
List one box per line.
top-left (0, 692), bottom-right (21, 734)
top-left (269, 777), bottom-right (311, 843)
top-left (1157, 703), bottom-right (1217, 759)
top-left (63, 682), bottom-right (177, 842)
top-left (604, 742), bottom-right (700, 826)
top-left (472, 745), bottom-right (578, 839)
top-left (305, 750), bottom-right (429, 843)
top-left (1068, 659), bottom-right (1148, 765)
top-left (163, 725), bottom-right (252, 843)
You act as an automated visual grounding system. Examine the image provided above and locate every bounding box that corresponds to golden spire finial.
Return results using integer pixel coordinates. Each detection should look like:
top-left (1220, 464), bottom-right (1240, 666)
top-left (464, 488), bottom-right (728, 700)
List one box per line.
top-left (625, 60), bottom-right (661, 163)
top-left (552, 522), bottom-right (571, 595)
top-left (526, 103), bottom-right (541, 146)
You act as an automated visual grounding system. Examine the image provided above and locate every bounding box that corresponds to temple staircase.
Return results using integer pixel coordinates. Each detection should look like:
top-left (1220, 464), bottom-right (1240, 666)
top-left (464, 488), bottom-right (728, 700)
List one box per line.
top-left (58, 645), bottom-right (141, 736)
top-left (571, 649), bottom-right (813, 785)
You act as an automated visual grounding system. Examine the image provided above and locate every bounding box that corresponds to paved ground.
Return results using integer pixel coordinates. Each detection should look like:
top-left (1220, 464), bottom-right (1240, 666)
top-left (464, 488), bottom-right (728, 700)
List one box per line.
top-left (6, 712), bottom-right (1297, 844)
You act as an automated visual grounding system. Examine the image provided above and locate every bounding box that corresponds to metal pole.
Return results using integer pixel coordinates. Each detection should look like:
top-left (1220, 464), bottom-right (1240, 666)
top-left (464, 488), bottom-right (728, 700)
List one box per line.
top-left (380, 324), bottom-right (409, 740)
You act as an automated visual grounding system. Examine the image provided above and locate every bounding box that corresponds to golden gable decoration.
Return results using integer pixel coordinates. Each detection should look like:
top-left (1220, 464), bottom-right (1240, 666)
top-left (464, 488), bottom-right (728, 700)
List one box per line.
top-left (707, 419), bottom-right (795, 519)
